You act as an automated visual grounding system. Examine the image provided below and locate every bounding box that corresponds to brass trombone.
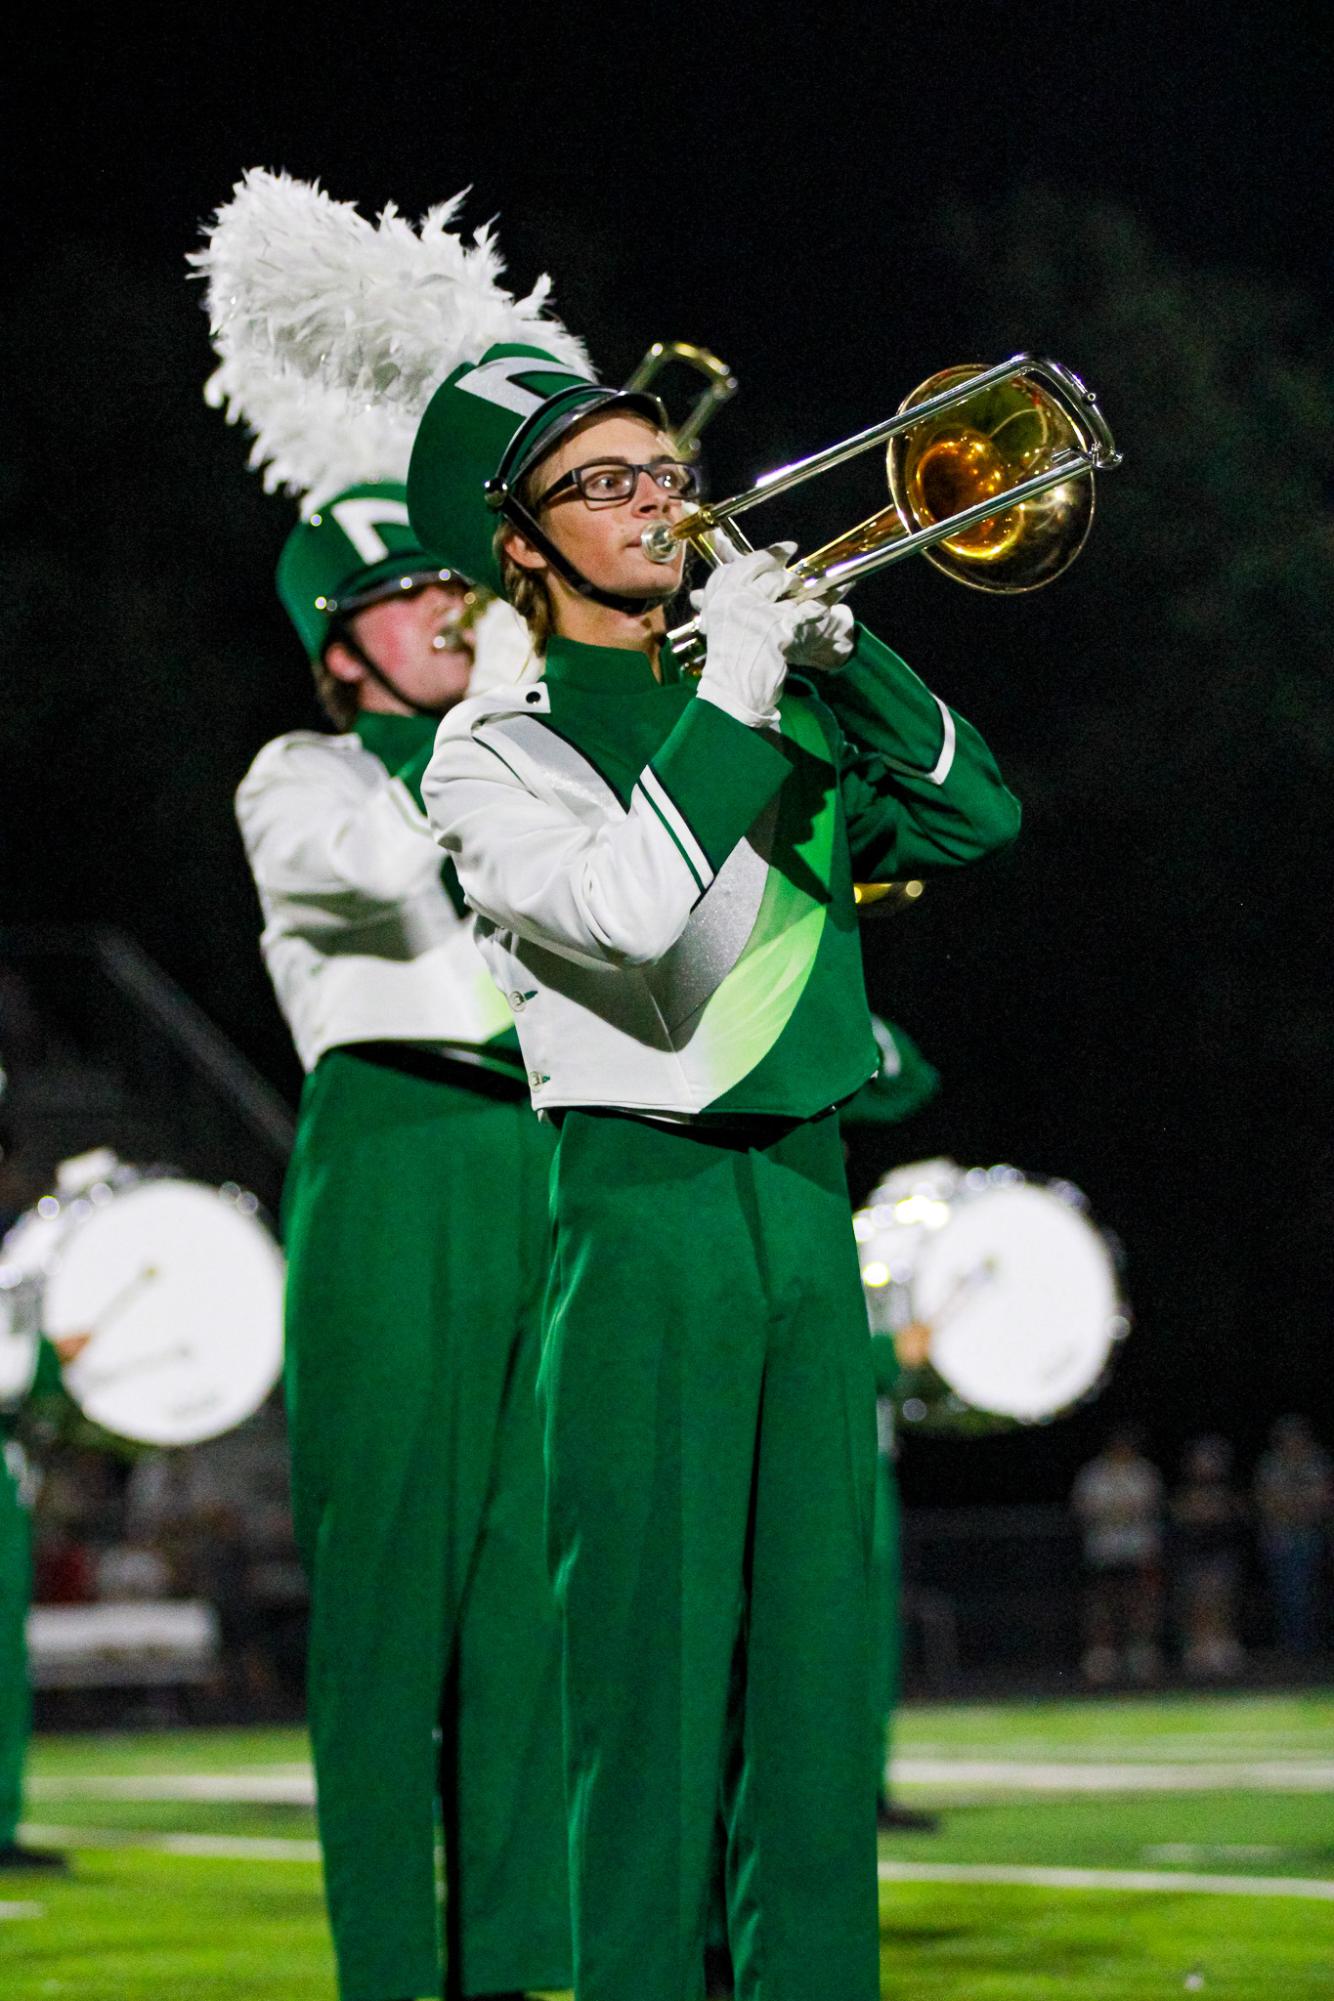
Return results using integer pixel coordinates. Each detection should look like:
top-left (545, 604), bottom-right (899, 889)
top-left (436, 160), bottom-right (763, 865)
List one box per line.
top-left (645, 355), bottom-right (1121, 659)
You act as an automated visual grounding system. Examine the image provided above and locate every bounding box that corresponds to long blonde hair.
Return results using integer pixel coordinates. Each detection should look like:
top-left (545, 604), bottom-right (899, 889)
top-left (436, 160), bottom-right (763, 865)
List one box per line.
top-left (494, 458), bottom-right (556, 654)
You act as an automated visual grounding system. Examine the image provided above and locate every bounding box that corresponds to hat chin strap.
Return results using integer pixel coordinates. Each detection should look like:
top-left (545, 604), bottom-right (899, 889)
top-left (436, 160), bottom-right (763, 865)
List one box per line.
top-left (328, 624), bottom-right (451, 720)
top-left (500, 494), bottom-right (680, 618)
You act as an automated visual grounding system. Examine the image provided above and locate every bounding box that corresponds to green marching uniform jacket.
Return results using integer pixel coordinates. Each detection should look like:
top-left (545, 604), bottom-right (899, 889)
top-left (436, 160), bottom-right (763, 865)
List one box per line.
top-left (422, 623), bottom-right (1019, 1116)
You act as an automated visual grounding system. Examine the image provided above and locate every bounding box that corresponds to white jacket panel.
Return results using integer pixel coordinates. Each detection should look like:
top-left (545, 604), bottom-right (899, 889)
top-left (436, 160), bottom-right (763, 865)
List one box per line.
top-left (236, 731), bottom-right (514, 1073)
top-left (422, 688), bottom-right (787, 1113)
top-left (424, 699), bottom-right (712, 972)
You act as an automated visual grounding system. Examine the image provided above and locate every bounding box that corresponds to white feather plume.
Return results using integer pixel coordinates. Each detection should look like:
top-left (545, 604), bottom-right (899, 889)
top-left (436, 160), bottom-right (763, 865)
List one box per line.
top-left (190, 168), bottom-right (592, 514)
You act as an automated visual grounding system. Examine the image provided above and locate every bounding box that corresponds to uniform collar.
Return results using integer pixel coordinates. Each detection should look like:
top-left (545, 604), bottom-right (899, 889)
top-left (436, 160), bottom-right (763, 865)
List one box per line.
top-left (353, 711), bottom-right (439, 765)
top-left (542, 632), bottom-right (683, 693)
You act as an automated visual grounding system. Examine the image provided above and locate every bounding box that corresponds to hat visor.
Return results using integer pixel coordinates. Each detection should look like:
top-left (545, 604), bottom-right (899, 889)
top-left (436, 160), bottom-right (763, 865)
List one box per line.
top-left (505, 387), bottom-right (669, 489)
top-left (327, 556), bottom-right (461, 621)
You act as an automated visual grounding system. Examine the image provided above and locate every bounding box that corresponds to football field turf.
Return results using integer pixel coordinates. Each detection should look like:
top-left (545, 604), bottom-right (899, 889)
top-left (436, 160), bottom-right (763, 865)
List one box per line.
top-left (4, 1691), bottom-right (1330, 1998)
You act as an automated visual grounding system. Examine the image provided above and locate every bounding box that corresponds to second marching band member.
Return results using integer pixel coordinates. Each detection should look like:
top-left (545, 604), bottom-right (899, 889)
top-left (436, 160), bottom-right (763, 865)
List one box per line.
top-left (409, 343), bottom-right (1021, 2001)
top-left (236, 494), bottom-right (570, 2001)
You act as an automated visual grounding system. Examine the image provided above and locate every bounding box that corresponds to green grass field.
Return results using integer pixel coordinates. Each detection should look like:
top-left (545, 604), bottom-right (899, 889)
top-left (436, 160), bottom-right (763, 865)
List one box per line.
top-left (3, 1692), bottom-right (1331, 1999)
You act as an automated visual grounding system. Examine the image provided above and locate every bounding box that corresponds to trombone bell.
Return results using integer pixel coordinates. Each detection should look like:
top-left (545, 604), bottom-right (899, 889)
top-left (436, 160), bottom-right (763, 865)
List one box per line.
top-left (794, 363), bottom-right (1096, 594)
top-left (893, 365), bottom-right (1095, 591)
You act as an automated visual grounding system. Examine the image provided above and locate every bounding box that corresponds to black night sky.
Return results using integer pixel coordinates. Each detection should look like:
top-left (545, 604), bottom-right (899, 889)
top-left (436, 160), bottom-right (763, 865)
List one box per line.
top-left (5, 7), bottom-right (1331, 1505)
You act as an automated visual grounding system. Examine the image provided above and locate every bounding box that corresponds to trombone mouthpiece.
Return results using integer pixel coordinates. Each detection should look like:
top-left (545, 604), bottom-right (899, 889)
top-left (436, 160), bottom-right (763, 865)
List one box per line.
top-left (641, 522), bottom-right (681, 564)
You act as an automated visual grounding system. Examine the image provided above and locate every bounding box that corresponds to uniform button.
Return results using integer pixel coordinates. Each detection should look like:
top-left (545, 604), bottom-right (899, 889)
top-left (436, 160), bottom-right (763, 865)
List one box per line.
top-left (529, 1070), bottom-right (544, 1088)
top-left (525, 688), bottom-right (542, 705)
top-left (509, 990), bottom-right (525, 1012)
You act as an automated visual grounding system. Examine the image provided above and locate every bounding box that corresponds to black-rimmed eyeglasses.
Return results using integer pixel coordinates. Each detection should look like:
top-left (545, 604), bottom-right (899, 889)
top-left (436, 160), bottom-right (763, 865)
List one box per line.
top-left (534, 458), bottom-right (701, 512)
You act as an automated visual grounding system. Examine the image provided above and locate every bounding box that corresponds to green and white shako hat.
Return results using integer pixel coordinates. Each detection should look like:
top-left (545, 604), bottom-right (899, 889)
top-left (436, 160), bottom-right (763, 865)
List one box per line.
top-left (276, 480), bottom-right (460, 660)
top-left (408, 343), bottom-right (666, 601)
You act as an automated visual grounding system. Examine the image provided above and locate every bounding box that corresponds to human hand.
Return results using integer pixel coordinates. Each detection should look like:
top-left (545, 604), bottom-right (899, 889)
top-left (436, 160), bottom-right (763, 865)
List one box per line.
top-left (692, 544), bottom-right (796, 728)
top-left (782, 596), bottom-right (855, 671)
top-left (895, 1320), bottom-right (933, 1370)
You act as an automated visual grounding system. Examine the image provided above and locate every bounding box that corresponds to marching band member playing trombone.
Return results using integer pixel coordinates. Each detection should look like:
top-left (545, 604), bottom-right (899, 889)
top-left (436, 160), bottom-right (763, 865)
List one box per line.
top-left (410, 341), bottom-right (1021, 2001)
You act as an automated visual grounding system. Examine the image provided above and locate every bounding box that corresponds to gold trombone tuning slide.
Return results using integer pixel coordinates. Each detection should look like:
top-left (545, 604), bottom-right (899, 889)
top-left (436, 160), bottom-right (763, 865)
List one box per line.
top-left (623, 340), bottom-right (739, 458)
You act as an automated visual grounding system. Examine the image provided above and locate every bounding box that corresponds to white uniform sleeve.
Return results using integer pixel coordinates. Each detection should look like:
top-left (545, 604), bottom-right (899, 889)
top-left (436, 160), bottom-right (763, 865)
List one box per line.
top-left (421, 697), bottom-right (789, 971)
top-left (236, 735), bottom-right (442, 911)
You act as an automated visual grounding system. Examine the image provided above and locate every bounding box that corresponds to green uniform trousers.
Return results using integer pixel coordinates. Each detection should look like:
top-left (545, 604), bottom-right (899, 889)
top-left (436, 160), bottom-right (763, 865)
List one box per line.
top-left (0, 1447), bottom-right (30, 1846)
top-left (542, 1108), bottom-right (881, 2001)
top-left (283, 1049), bottom-right (570, 2001)
top-left (871, 1450), bottom-right (903, 1787)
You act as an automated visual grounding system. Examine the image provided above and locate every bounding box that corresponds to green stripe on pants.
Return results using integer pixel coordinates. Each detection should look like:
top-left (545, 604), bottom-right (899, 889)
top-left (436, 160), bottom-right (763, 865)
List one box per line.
top-left (541, 1108), bottom-right (880, 2001)
top-left (283, 1049), bottom-right (570, 2001)
top-left (0, 1449), bottom-right (30, 1847)
top-left (872, 1449), bottom-right (903, 1786)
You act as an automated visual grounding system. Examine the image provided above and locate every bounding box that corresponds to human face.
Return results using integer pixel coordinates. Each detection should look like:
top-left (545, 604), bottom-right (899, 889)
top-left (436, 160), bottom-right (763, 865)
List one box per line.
top-left (328, 581), bottom-right (477, 714)
top-left (514, 411), bottom-right (690, 601)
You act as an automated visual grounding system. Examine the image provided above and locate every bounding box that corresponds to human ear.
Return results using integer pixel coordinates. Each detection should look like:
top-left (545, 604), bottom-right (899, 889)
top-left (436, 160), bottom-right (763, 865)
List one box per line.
top-left (323, 640), bottom-right (366, 688)
top-left (503, 526), bottom-right (549, 576)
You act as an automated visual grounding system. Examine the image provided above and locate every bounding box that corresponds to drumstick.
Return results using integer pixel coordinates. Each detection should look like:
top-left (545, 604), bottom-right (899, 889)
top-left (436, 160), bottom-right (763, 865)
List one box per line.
top-left (911, 1254), bottom-right (1000, 1340)
top-left (54, 1263), bottom-right (161, 1356)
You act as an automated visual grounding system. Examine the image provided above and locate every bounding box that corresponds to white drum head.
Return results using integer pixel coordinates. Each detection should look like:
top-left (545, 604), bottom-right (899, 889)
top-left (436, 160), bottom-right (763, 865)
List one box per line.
top-left (914, 1181), bottom-right (1118, 1420)
top-left (44, 1180), bottom-right (284, 1447)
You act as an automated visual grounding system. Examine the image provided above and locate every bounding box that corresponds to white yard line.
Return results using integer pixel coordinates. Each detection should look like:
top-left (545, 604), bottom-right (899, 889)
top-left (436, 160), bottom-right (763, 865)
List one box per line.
top-left (21, 1824), bottom-right (322, 1864)
top-left (32, 1755), bottom-right (1334, 1805)
top-left (20, 1824), bottom-right (1334, 1902)
top-left (895, 1758), bottom-right (1334, 1792)
top-left (23, 1824), bottom-right (1334, 1896)
top-left (878, 1860), bottom-right (1334, 1900)
top-left (1143, 1844), bottom-right (1282, 1863)
top-left (29, 1772), bottom-right (316, 1804)
top-left (0, 1901), bottom-right (44, 1921)
top-left (904, 1739), bottom-right (1331, 1763)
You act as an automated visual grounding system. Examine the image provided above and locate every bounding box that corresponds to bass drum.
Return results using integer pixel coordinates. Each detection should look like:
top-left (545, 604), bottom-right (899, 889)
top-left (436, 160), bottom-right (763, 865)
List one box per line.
top-left (854, 1157), bottom-right (1129, 1432)
top-left (0, 1203), bottom-right (65, 1411)
top-left (6, 1164), bottom-right (285, 1448)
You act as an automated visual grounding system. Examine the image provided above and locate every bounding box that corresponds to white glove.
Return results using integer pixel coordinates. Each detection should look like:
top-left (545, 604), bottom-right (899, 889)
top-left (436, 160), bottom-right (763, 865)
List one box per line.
top-left (691, 545), bottom-right (798, 728)
top-left (782, 596), bottom-right (855, 671)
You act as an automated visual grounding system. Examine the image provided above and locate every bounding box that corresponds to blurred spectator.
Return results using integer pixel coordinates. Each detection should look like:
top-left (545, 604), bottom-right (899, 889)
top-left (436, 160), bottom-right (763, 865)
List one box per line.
top-left (1254, 1416), bottom-right (1331, 1657)
top-left (95, 1542), bottom-right (173, 1602)
top-left (124, 1425), bottom-right (291, 1545)
top-left (188, 1500), bottom-right (283, 1712)
top-left (1170, 1436), bottom-right (1246, 1678)
top-left (123, 1430), bottom-right (305, 1712)
top-left (1071, 1428), bottom-right (1165, 1685)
